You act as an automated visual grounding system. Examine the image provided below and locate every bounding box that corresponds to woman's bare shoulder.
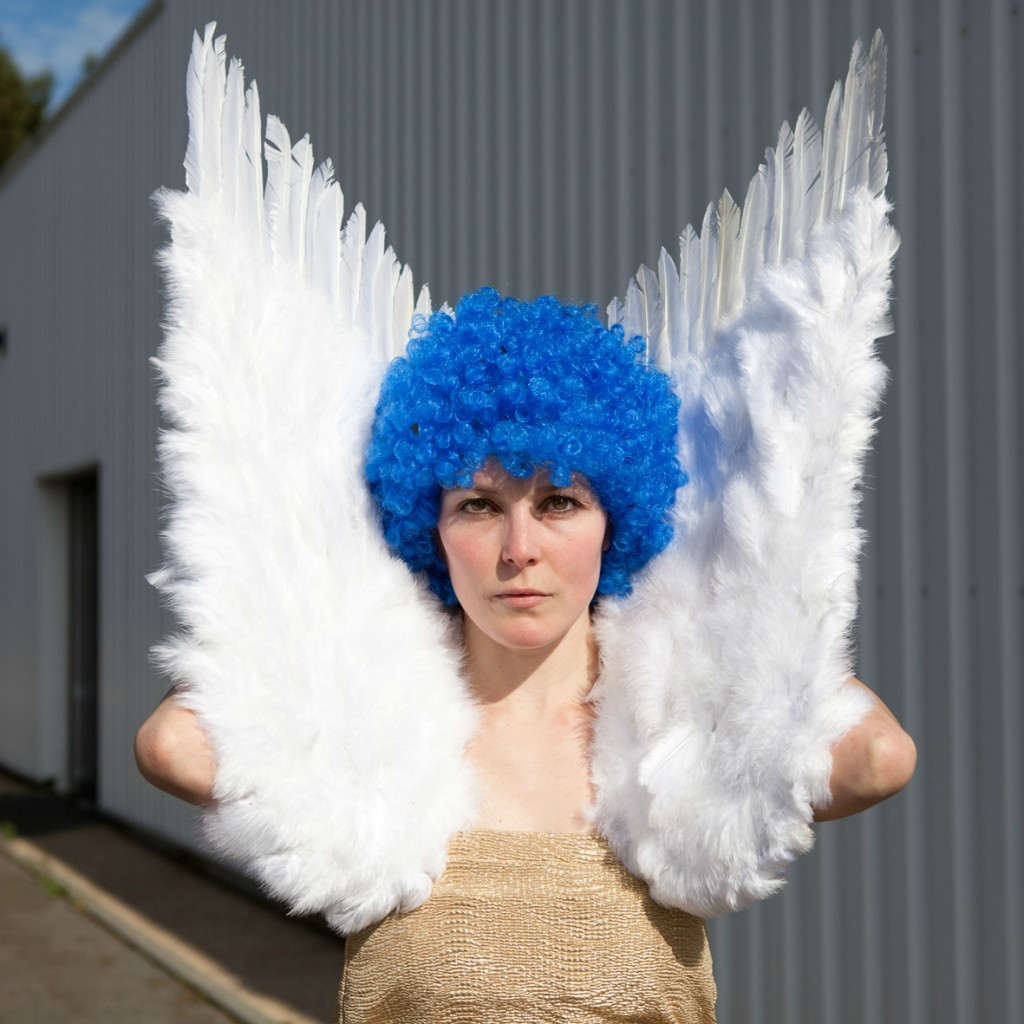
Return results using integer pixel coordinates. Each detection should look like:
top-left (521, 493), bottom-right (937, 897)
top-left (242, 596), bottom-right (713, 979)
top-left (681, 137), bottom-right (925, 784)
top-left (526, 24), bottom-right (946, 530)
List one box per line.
top-left (134, 689), bottom-right (217, 806)
top-left (813, 677), bottom-right (916, 822)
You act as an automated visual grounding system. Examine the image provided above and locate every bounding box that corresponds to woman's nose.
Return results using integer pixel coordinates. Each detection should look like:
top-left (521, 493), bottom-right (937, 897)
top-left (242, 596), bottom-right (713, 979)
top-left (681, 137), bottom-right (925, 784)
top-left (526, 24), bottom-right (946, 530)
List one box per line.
top-left (500, 506), bottom-right (540, 567)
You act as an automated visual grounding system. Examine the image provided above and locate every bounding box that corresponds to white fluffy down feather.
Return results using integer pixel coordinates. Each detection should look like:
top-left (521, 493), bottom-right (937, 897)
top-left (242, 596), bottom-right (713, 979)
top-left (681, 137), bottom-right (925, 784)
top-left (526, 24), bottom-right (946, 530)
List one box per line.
top-left (152, 182), bottom-right (480, 933)
top-left (151, 25), bottom-right (898, 933)
top-left (593, 190), bottom-right (896, 915)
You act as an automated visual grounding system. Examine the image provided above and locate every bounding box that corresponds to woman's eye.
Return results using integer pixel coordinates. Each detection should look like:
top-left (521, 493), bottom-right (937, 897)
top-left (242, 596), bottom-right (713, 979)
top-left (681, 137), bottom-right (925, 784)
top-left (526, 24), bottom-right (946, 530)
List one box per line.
top-left (545, 495), bottom-right (577, 512)
top-left (460, 498), bottom-right (491, 514)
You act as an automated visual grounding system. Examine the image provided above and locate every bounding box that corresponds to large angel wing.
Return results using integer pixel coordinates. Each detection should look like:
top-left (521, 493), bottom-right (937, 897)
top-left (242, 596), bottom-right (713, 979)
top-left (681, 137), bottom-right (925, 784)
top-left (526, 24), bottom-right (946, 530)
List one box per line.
top-left (594, 32), bottom-right (898, 915)
top-left (151, 23), bottom-right (477, 934)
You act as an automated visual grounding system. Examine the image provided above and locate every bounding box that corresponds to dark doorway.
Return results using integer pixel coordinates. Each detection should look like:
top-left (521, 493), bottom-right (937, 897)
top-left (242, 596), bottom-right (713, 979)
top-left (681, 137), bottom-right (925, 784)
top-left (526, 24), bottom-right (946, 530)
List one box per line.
top-left (68, 472), bottom-right (99, 804)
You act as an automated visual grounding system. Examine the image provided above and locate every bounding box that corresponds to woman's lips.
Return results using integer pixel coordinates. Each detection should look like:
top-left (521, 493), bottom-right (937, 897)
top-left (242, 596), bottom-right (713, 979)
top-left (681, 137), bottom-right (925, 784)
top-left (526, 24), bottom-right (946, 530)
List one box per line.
top-left (494, 590), bottom-right (548, 608)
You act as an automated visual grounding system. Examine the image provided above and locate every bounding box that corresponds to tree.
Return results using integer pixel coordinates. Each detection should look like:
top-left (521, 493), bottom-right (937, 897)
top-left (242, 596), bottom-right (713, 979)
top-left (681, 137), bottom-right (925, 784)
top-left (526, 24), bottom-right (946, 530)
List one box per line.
top-left (0, 44), bottom-right (53, 172)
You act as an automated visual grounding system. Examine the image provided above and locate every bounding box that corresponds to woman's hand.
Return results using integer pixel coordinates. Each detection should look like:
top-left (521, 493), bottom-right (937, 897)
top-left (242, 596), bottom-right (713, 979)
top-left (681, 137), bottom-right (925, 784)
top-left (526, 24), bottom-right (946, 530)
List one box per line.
top-left (813, 677), bottom-right (917, 822)
top-left (134, 691), bottom-right (217, 806)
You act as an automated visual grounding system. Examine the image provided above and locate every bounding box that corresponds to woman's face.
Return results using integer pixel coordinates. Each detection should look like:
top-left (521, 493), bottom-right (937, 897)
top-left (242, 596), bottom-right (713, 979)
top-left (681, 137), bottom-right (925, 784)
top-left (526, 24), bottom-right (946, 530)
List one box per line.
top-left (436, 462), bottom-right (609, 653)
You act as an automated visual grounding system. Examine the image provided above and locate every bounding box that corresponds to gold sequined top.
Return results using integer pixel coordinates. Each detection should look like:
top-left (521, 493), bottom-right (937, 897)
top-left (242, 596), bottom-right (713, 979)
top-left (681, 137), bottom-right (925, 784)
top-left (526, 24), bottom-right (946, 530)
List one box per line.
top-left (338, 829), bottom-right (716, 1023)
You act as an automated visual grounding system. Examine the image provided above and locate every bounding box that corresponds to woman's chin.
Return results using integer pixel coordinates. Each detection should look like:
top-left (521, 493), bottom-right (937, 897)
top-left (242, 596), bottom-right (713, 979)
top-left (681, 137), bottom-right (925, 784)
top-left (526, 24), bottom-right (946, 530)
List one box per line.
top-left (467, 607), bottom-right (593, 657)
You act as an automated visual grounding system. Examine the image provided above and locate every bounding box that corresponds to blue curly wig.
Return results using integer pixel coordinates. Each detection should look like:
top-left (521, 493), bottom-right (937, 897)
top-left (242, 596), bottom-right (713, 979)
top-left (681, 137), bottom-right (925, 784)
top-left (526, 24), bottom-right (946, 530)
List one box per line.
top-left (365, 287), bottom-right (685, 604)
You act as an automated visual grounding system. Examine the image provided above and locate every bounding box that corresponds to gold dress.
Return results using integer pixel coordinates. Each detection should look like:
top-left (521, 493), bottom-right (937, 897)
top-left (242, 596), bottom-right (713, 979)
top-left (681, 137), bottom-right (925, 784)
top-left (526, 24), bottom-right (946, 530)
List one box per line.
top-left (338, 829), bottom-right (716, 1023)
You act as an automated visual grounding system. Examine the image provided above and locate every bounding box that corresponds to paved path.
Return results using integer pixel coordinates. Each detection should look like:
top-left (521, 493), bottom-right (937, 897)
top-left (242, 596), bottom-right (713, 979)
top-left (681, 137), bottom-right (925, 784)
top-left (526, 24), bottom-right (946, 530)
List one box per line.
top-left (0, 774), bottom-right (345, 1023)
top-left (0, 850), bottom-right (235, 1023)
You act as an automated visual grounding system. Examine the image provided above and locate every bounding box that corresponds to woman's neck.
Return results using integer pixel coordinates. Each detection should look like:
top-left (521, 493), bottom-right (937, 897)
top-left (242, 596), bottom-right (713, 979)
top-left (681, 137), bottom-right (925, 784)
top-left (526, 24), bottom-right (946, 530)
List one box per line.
top-left (461, 614), bottom-right (599, 713)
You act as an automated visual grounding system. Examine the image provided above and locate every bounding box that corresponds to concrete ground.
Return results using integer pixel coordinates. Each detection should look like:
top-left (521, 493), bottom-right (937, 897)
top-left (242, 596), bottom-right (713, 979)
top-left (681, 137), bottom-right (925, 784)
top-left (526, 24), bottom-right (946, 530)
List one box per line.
top-left (0, 851), bottom-right (235, 1023)
top-left (0, 773), bottom-right (346, 1024)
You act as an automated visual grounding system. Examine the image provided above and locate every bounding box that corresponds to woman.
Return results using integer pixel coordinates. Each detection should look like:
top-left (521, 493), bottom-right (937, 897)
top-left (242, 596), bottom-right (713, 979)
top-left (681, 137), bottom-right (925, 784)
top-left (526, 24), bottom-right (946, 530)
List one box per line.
top-left (141, 24), bottom-right (914, 1021)
top-left (138, 289), bottom-right (915, 1022)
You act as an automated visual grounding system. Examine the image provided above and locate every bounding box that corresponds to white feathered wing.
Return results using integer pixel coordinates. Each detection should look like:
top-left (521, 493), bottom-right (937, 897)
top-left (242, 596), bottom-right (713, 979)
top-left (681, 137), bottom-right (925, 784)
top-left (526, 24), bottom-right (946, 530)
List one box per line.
top-left (594, 31), bottom-right (898, 915)
top-left (151, 23), bottom-right (478, 934)
top-left (152, 24), bottom-right (898, 931)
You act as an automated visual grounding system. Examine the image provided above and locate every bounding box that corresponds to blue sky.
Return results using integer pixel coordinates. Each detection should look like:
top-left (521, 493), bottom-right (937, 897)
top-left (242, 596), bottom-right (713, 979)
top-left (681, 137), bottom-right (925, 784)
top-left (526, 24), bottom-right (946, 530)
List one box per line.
top-left (0, 0), bottom-right (149, 112)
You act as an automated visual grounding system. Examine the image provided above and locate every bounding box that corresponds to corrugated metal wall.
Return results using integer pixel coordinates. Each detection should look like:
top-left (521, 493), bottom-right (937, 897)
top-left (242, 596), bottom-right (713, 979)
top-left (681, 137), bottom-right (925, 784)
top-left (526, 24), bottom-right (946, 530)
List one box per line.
top-left (0, 1), bottom-right (1019, 1021)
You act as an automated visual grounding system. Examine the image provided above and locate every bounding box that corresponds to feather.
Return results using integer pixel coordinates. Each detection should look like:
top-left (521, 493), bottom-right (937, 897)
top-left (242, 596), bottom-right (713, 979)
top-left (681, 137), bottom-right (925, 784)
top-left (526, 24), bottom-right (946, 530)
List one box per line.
top-left (605, 295), bottom-right (625, 331)
top-left (678, 223), bottom-right (702, 356)
top-left (736, 166), bottom-right (768, 299)
top-left (241, 81), bottom-right (264, 238)
top-left (833, 38), bottom-right (869, 209)
top-left (360, 221), bottom-right (388, 357)
top-left (696, 201), bottom-right (718, 351)
top-left (304, 157), bottom-right (330, 272)
top-left (621, 276), bottom-right (641, 342)
top-left (392, 264), bottom-right (416, 359)
top-left (763, 121), bottom-right (795, 266)
top-left (866, 30), bottom-right (889, 195)
top-left (221, 58), bottom-right (244, 212)
top-left (183, 24), bottom-right (213, 194)
top-left (308, 163), bottom-right (343, 304)
top-left (622, 264), bottom-right (663, 363)
top-left (287, 135), bottom-right (315, 268)
top-left (789, 109), bottom-right (822, 260)
top-left (263, 114), bottom-right (291, 262)
top-left (713, 191), bottom-right (742, 323)
top-left (640, 264), bottom-right (665, 362)
top-left (200, 30), bottom-right (226, 197)
top-left (817, 80), bottom-right (843, 225)
top-left (655, 248), bottom-right (681, 373)
top-left (414, 284), bottom-right (433, 321)
top-left (339, 203), bottom-right (367, 326)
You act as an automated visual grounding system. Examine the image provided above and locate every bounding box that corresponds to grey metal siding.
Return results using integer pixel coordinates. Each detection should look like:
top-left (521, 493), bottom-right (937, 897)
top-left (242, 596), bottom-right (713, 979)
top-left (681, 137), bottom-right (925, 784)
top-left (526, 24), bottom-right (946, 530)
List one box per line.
top-left (0, 1), bottom-right (1020, 1020)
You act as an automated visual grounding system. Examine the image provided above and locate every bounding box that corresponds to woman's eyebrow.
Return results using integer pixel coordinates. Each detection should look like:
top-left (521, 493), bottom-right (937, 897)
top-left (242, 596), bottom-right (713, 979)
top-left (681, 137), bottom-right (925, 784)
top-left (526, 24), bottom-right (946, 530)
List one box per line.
top-left (456, 478), bottom-right (591, 497)
top-left (543, 479), bottom-right (593, 494)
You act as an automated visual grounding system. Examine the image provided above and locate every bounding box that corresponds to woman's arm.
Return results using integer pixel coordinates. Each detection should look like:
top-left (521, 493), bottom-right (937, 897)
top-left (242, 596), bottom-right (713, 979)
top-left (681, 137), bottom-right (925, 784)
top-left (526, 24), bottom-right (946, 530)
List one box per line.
top-left (813, 676), bottom-right (917, 822)
top-left (134, 690), bottom-right (217, 806)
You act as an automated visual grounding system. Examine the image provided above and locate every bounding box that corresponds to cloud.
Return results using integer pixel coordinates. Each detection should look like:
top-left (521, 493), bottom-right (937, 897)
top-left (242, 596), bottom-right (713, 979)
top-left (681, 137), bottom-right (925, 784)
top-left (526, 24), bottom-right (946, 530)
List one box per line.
top-left (0, 0), bottom-right (145, 107)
